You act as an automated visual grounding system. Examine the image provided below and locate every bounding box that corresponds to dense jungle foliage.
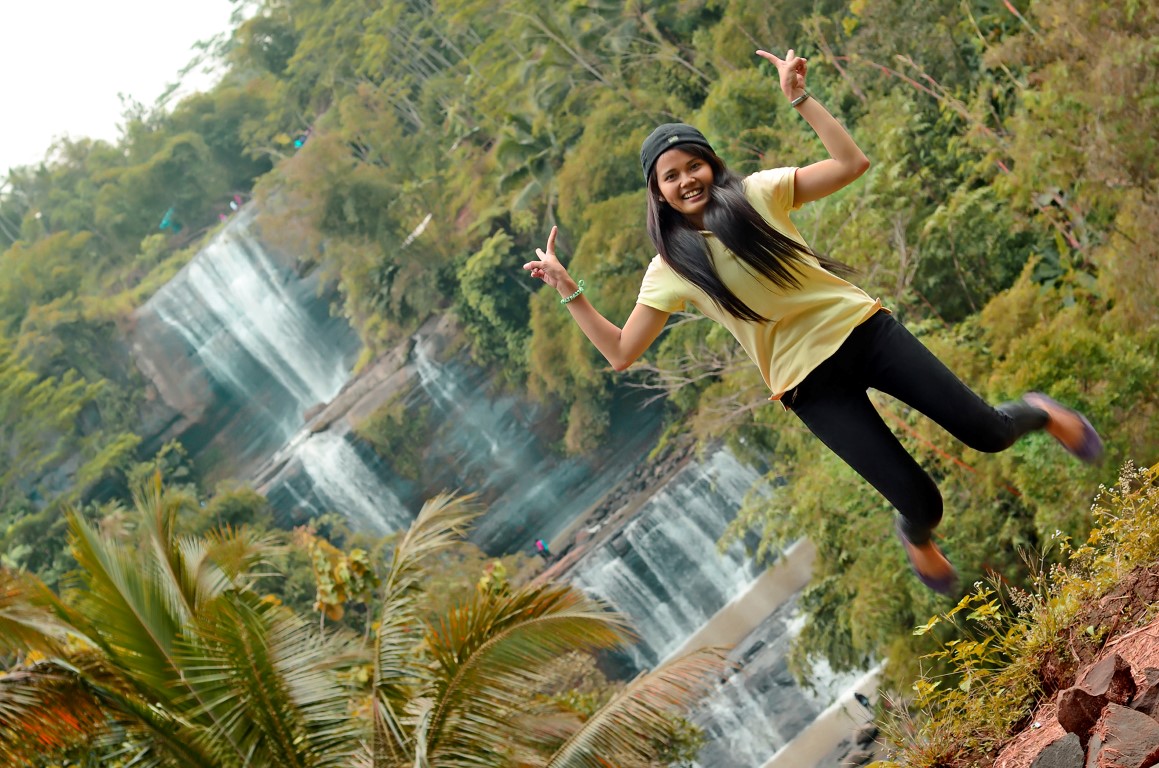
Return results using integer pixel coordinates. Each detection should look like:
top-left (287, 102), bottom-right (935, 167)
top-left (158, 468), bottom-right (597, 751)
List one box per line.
top-left (1, 0), bottom-right (1157, 760)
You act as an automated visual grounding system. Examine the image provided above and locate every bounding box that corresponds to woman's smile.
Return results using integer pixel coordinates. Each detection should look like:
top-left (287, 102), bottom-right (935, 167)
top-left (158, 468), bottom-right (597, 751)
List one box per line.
top-left (655, 148), bottom-right (715, 226)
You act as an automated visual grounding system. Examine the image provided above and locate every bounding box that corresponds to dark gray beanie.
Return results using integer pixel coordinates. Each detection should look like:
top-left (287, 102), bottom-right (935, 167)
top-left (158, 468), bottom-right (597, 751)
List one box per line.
top-left (640, 123), bottom-right (714, 182)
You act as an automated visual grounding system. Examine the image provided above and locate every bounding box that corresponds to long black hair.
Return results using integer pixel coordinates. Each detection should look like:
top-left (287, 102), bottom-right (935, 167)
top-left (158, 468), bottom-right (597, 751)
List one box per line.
top-left (645, 144), bottom-right (851, 322)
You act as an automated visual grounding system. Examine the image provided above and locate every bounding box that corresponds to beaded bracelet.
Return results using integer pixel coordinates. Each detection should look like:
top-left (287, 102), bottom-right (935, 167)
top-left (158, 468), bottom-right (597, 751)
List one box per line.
top-left (560, 279), bottom-right (586, 304)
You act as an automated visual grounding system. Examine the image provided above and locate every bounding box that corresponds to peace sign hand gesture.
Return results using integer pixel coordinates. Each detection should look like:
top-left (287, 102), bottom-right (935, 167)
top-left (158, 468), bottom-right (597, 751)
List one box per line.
top-left (523, 226), bottom-right (578, 298)
top-left (756, 48), bottom-right (808, 102)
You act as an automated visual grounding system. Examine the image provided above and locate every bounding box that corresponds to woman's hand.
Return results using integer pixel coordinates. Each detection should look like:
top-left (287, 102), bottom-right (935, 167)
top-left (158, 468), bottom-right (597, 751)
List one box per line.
top-left (756, 48), bottom-right (807, 101)
top-left (523, 226), bottom-right (578, 297)
top-left (755, 48), bottom-right (870, 205)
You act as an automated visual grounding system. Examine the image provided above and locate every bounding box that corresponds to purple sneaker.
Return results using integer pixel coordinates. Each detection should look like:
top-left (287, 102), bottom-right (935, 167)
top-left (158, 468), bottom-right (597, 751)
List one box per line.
top-left (1024, 392), bottom-right (1104, 464)
top-left (896, 520), bottom-right (958, 596)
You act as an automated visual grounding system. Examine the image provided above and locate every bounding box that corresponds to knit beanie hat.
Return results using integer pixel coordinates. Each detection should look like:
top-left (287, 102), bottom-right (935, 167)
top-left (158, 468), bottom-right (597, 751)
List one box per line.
top-left (640, 123), bottom-right (714, 182)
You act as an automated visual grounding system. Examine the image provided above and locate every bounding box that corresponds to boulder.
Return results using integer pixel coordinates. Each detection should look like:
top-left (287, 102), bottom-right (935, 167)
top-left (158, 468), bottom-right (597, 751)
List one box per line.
top-left (1131, 668), bottom-right (1159, 719)
top-left (1085, 704), bottom-right (1159, 768)
top-left (1030, 733), bottom-right (1084, 768)
top-left (1059, 655), bottom-right (1138, 739)
top-left (1083, 655), bottom-right (1138, 705)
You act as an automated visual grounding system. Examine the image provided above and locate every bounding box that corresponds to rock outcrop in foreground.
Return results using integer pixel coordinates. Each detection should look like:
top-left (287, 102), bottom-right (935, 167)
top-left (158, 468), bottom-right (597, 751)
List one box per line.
top-left (996, 601), bottom-right (1159, 768)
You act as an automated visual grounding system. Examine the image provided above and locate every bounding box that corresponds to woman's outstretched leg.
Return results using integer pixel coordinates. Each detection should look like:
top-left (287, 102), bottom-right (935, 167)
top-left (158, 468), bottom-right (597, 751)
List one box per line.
top-left (861, 314), bottom-right (1102, 463)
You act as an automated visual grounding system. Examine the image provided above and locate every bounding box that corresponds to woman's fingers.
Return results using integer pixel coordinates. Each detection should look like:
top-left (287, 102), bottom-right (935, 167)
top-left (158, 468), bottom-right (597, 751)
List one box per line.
top-left (755, 49), bottom-right (782, 66)
top-left (523, 227), bottom-right (562, 283)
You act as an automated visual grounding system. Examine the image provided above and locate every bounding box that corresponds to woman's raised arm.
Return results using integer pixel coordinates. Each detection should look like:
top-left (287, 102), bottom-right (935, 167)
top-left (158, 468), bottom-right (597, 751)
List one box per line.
top-left (756, 48), bottom-right (869, 206)
top-left (524, 226), bottom-right (669, 371)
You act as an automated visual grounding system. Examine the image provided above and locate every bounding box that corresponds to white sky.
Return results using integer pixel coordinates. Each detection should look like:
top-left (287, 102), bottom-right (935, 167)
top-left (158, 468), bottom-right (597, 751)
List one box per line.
top-left (1, 0), bottom-right (240, 176)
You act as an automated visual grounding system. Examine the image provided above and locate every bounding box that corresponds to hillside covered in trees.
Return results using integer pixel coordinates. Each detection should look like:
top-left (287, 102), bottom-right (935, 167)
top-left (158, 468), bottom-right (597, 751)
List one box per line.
top-left (1, 0), bottom-right (1157, 764)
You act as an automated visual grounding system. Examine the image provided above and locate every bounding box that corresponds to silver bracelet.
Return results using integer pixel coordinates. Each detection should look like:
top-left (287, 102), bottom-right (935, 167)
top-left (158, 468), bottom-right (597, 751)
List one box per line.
top-left (791, 91), bottom-right (810, 108)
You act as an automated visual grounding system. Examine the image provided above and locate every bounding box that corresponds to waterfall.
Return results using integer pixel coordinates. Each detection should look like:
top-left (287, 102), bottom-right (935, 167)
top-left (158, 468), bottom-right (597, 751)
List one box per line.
top-left (142, 213), bottom-right (358, 449)
top-left (569, 450), bottom-right (765, 667)
top-left (411, 335), bottom-right (526, 482)
top-left (690, 598), bottom-right (863, 767)
top-left (130, 206), bottom-right (872, 766)
top-left (261, 431), bottom-right (413, 534)
top-left (408, 336), bottom-right (664, 555)
top-left (567, 447), bottom-right (868, 765)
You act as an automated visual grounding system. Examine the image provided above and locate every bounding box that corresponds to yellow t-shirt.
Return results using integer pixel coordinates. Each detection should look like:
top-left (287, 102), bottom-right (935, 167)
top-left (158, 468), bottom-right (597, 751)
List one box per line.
top-left (636, 166), bottom-right (885, 402)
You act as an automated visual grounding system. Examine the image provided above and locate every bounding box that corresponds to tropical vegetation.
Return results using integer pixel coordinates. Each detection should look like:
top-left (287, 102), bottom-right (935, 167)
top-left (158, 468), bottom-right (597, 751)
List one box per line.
top-left (0, 480), bottom-right (722, 766)
top-left (0, 0), bottom-right (1157, 762)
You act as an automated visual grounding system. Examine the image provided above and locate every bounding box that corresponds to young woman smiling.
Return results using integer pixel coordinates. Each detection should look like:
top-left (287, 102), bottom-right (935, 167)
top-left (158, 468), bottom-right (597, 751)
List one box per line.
top-left (523, 48), bottom-right (1103, 594)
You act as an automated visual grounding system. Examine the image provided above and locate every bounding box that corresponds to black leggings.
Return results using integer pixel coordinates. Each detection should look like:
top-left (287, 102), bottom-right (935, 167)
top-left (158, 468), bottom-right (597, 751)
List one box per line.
top-left (785, 311), bottom-right (1048, 545)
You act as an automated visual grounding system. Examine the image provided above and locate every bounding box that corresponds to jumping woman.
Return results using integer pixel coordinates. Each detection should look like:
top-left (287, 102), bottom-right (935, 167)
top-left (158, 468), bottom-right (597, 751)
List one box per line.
top-left (522, 48), bottom-right (1103, 594)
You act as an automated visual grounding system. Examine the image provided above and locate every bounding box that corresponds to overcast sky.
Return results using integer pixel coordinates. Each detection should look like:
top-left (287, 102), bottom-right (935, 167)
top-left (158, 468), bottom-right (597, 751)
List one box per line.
top-left (1, 0), bottom-right (239, 176)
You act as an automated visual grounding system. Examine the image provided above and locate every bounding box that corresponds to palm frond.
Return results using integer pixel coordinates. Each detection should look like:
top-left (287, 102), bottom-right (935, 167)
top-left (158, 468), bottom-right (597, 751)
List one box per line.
top-left (0, 568), bottom-right (77, 655)
top-left (66, 508), bottom-right (185, 694)
top-left (134, 472), bottom-right (205, 620)
top-left (65, 652), bottom-right (224, 768)
top-left (174, 536), bottom-right (234, 606)
top-left (423, 583), bottom-right (633, 766)
top-left (0, 652), bottom-right (220, 768)
top-left (372, 493), bottom-right (483, 764)
top-left (65, 493), bottom-right (258, 765)
top-left (202, 524), bottom-right (283, 585)
top-left (175, 592), bottom-right (363, 768)
top-left (541, 648), bottom-right (730, 768)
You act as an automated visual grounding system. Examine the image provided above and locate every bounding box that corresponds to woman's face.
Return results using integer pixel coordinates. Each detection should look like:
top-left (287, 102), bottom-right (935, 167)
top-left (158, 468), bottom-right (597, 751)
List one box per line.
top-left (654, 148), bottom-right (715, 227)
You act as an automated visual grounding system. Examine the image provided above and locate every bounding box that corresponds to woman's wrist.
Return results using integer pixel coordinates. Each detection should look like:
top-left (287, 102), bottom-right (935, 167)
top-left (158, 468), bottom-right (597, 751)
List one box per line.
top-left (557, 277), bottom-right (579, 298)
top-left (559, 279), bottom-right (586, 305)
top-left (789, 90), bottom-right (810, 107)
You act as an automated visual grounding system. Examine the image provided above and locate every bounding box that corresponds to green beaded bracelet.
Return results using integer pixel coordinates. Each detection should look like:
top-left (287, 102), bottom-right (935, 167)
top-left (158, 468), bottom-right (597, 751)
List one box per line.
top-left (560, 279), bottom-right (586, 304)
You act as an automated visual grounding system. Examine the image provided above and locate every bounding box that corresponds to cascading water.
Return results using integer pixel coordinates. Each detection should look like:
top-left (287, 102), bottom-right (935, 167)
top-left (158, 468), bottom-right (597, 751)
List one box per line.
top-left (690, 598), bottom-right (864, 767)
top-left (569, 450), bottom-right (766, 667)
top-left (568, 447), bottom-right (865, 765)
top-left (262, 431), bottom-right (413, 534)
top-left (136, 211), bottom-right (360, 472)
top-left (151, 213), bottom-right (353, 416)
top-left (408, 335), bottom-right (664, 555)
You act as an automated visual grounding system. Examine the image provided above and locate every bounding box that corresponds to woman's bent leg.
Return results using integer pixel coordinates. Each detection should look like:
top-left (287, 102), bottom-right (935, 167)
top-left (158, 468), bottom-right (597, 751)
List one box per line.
top-left (791, 381), bottom-right (944, 545)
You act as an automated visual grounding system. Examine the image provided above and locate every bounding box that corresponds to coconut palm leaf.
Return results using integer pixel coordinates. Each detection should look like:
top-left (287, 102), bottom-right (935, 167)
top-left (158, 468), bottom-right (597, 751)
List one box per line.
top-left (134, 473), bottom-right (240, 615)
top-left (174, 591), bottom-right (362, 768)
top-left (65, 507), bottom-right (187, 697)
top-left (539, 647), bottom-right (730, 768)
top-left (421, 583), bottom-right (633, 766)
top-left (63, 483), bottom-right (261, 765)
top-left (0, 653), bottom-right (222, 768)
top-left (370, 492), bottom-right (483, 765)
top-left (200, 524), bottom-right (283, 588)
top-left (0, 567), bottom-right (76, 655)
top-left (62, 652), bottom-right (224, 768)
